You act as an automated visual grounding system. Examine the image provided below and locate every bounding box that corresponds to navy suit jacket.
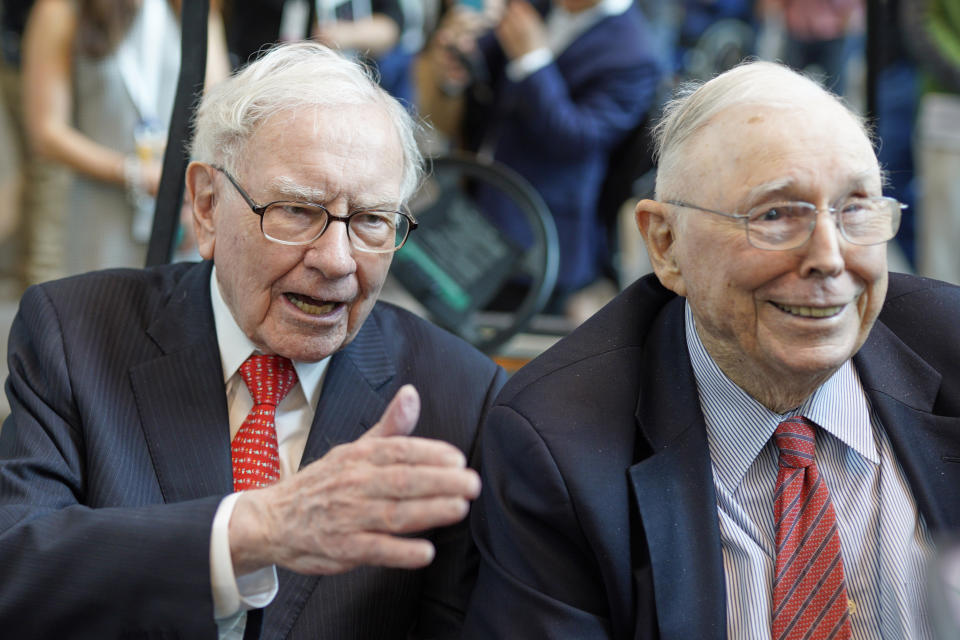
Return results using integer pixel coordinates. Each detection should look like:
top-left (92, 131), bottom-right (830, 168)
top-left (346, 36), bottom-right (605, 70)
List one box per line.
top-left (0, 260), bottom-right (506, 639)
top-left (463, 273), bottom-right (960, 639)
top-left (467, 4), bottom-right (660, 292)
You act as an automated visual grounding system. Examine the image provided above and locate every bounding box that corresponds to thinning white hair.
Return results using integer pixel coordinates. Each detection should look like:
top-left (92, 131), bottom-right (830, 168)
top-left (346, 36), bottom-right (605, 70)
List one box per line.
top-left (652, 60), bottom-right (874, 201)
top-left (191, 42), bottom-right (423, 201)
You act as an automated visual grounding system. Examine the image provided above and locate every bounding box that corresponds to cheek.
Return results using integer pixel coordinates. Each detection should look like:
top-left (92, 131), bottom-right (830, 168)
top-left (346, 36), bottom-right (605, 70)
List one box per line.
top-left (220, 240), bottom-right (299, 314)
top-left (859, 267), bottom-right (887, 329)
top-left (349, 255), bottom-right (392, 318)
top-left (844, 245), bottom-right (887, 321)
top-left (359, 254), bottom-right (392, 295)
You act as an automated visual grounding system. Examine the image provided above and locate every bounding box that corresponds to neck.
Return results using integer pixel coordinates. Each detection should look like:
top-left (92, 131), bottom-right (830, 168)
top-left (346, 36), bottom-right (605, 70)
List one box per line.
top-left (700, 342), bottom-right (832, 415)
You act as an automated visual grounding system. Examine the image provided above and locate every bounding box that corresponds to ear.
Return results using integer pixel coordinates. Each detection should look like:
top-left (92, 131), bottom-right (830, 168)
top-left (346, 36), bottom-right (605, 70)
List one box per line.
top-left (186, 161), bottom-right (217, 260)
top-left (635, 199), bottom-right (687, 297)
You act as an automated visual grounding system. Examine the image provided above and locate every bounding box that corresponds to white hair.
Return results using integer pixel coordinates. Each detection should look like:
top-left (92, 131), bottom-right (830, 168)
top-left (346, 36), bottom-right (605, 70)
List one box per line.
top-left (191, 41), bottom-right (423, 200)
top-left (652, 60), bottom-right (873, 200)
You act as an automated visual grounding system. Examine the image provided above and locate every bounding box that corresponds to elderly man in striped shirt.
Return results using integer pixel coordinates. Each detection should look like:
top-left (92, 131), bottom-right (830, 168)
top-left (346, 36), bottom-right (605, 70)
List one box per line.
top-left (463, 60), bottom-right (960, 639)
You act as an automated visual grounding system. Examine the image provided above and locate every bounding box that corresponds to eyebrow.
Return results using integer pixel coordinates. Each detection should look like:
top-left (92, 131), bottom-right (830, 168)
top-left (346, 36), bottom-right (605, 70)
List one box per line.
top-left (739, 170), bottom-right (881, 211)
top-left (741, 178), bottom-right (794, 209)
top-left (265, 176), bottom-right (326, 203)
top-left (264, 175), bottom-right (401, 210)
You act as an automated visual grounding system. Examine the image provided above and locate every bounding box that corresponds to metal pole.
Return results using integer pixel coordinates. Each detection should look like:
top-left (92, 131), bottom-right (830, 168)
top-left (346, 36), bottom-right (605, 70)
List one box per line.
top-left (146, 0), bottom-right (210, 266)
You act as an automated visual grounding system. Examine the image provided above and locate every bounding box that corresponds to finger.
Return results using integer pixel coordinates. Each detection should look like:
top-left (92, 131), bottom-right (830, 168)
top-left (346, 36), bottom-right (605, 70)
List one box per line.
top-left (359, 496), bottom-right (473, 534)
top-left (358, 436), bottom-right (467, 468)
top-left (282, 534), bottom-right (437, 575)
top-left (349, 533), bottom-right (437, 569)
top-left (362, 384), bottom-right (419, 439)
top-left (364, 465), bottom-right (481, 500)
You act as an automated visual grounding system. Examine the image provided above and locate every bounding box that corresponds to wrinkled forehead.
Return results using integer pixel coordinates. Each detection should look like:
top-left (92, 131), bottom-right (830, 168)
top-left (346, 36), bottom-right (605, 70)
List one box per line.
top-left (679, 101), bottom-right (881, 207)
top-left (235, 103), bottom-right (400, 173)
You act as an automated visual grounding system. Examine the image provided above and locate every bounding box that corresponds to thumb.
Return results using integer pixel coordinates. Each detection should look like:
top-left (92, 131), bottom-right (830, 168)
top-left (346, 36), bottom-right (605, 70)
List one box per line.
top-left (362, 384), bottom-right (420, 439)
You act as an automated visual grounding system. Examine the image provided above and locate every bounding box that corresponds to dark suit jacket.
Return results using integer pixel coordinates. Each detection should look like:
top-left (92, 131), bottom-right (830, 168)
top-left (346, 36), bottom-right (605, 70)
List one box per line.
top-left (465, 4), bottom-right (660, 292)
top-left (463, 272), bottom-right (960, 639)
top-left (0, 260), bottom-right (506, 639)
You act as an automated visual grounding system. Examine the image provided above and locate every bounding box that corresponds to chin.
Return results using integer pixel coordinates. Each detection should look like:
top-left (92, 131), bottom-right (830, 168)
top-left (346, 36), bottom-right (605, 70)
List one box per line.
top-left (774, 346), bottom-right (855, 381)
top-left (268, 331), bottom-right (347, 363)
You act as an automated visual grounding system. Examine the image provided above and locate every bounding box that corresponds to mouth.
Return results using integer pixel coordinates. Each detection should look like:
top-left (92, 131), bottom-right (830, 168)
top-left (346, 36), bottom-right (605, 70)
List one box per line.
top-left (771, 302), bottom-right (846, 318)
top-left (285, 292), bottom-right (341, 316)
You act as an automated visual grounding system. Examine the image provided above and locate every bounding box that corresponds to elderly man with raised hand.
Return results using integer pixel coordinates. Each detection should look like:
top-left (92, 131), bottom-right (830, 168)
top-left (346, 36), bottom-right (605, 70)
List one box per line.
top-left (463, 61), bottom-right (960, 639)
top-left (0, 42), bottom-right (505, 639)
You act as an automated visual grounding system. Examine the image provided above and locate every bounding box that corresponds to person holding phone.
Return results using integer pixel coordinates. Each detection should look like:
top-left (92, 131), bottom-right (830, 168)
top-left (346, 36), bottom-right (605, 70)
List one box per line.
top-left (421, 0), bottom-right (660, 318)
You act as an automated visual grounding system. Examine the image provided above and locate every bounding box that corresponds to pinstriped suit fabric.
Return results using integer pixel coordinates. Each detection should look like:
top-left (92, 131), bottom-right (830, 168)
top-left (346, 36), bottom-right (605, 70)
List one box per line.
top-left (0, 261), bottom-right (507, 639)
top-left (463, 273), bottom-right (960, 638)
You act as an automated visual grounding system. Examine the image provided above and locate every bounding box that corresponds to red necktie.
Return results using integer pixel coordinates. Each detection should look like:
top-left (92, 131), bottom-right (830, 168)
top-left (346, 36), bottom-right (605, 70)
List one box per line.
top-left (231, 354), bottom-right (298, 492)
top-left (772, 416), bottom-right (852, 640)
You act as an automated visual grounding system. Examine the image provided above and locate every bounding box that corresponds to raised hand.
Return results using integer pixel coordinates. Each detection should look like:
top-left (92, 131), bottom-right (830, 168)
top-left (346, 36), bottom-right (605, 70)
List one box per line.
top-left (495, 0), bottom-right (547, 61)
top-left (228, 385), bottom-right (481, 576)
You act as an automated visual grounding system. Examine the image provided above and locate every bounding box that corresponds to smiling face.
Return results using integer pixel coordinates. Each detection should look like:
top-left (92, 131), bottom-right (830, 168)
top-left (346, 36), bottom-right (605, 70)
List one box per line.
top-left (193, 104), bottom-right (404, 362)
top-left (666, 101), bottom-right (888, 409)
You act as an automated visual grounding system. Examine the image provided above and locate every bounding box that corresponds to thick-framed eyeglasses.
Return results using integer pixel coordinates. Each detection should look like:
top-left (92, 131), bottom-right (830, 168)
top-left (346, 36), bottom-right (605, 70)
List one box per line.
top-left (213, 165), bottom-right (417, 253)
top-left (665, 196), bottom-right (905, 251)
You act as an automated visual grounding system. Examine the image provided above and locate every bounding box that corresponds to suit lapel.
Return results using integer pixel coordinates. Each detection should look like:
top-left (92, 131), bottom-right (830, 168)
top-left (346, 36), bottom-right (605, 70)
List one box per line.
top-left (628, 300), bottom-right (726, 640)
top-left (130, 261), bottom-right (234, 502)
top-left (855, 321), bottom-right (960, 531)
top-left (264, 309), bottom-right (397, 639)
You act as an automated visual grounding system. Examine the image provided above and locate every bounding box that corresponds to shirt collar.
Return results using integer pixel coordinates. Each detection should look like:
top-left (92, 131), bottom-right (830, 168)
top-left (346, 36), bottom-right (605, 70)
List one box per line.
top-left (210, 266), bottom-right (330, 408)
top-left (684, 302), bottom-right (879, 494)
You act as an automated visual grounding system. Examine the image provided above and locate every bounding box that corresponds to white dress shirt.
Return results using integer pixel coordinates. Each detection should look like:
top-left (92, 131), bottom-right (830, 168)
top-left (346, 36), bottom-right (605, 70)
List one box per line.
top-left (207, 267), bottom-right (331, 639)
top-left (684, 302), bottom-right (935, 639)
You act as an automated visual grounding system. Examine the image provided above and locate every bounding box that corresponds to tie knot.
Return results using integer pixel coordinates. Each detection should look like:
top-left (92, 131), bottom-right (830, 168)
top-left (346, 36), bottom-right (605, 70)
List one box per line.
top-left (773, 416), bottom-right (817, 469)
top-left (239, 354), bottom-right (298, 407)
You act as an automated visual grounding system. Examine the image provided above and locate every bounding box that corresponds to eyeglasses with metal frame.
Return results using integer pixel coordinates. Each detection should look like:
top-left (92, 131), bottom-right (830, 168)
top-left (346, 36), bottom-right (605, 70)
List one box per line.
top-left (665, 196), bottom-right (905, 251)
top-left (213, 165), bottom-right (417, 253)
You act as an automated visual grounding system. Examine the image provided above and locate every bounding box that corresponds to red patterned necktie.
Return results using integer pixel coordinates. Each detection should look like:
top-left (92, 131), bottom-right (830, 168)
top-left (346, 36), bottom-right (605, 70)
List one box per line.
top-left (231, 354), bottom-right (298, 492)
top-left (772, 416), bottom-right (852, 640)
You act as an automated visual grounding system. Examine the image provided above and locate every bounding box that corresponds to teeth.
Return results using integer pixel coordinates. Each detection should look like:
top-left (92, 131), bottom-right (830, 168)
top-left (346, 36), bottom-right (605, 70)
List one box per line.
top-left (287, 294), bottom-right (336, 315)
top-left (774, 303), bottom-right (844, 318)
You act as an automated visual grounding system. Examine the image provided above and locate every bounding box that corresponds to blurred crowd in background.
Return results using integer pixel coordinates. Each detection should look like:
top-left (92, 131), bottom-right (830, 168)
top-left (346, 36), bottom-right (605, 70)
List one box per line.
top-left (1, 0), bottom-right (959, 325)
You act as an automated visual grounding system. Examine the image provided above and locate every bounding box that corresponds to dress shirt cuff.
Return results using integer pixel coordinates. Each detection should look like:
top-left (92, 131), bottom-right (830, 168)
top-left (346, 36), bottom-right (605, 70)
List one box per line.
top-left (210, 492), bottom-right (280, 620)
top-left (505, 47), bottom-right (553, 82)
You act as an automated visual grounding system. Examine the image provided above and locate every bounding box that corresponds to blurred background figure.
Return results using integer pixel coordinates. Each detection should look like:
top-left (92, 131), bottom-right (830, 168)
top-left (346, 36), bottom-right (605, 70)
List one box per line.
top-left (872, 0), bottom-right (919, 269)
top-left (225, 0), bottom-right (424, 106)
top-left (0, 0), bottom-right (69, 293)
top-left (313, 0), bottom-right (425, 105)
top-left (903, 0), bottom-right (960, 285)
top-left (756, 0), bottom-right (865, 94)
top-left (21, 0), bottom-right (229, 276)
top-left (671, 0), bottom-right (755, 81)
top-left (223, 0), bottom-right (292, 67)
top-left (420, 0), bottom-right (661, 322)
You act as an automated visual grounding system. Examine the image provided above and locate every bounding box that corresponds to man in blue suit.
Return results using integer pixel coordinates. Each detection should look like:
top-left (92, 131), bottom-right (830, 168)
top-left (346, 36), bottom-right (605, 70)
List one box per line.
top-left (432, 0), bottom-right (660, 304)
top-left (463, 61), bottom-right (960, 638)
top-left (0, 42), bottom-right (505, 638)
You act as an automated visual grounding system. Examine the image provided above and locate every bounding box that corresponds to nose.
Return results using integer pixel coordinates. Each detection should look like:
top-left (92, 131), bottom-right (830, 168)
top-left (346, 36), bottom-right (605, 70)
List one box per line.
top-left (302, 219), bottom-right (357, 279)
top-left (797, 209), bottom-right (845, 277)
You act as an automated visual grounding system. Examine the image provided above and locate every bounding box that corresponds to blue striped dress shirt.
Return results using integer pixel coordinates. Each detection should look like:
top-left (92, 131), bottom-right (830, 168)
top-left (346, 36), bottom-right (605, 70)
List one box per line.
top-left (683, 303), bottom-right (935, 639)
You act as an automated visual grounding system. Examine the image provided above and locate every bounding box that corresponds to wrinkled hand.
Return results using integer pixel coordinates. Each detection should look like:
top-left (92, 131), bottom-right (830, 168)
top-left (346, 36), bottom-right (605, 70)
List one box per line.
top-left (495, 0), bottom-right (547, 61)
top-left (228, 385), bottom-right (481, 576)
